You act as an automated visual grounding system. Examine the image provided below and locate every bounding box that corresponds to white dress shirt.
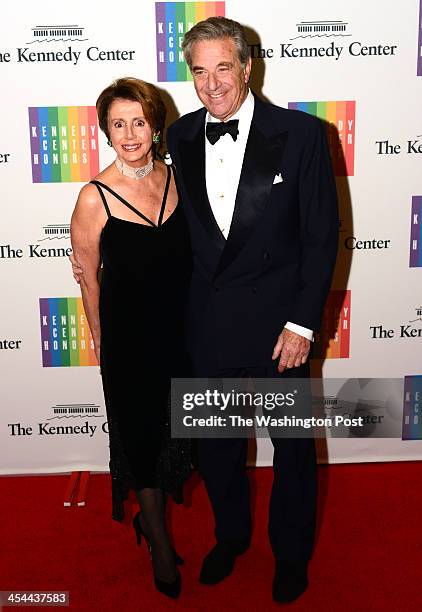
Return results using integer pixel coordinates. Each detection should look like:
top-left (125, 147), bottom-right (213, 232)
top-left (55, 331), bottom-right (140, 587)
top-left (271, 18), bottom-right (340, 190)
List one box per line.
top-left (204, 90), bottom-right (313, 342)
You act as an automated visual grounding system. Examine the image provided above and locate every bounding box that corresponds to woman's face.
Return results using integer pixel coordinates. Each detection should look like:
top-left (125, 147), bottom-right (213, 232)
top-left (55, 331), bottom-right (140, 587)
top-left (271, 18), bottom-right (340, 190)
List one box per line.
top-left (107, 98), bottom-right (155, 166)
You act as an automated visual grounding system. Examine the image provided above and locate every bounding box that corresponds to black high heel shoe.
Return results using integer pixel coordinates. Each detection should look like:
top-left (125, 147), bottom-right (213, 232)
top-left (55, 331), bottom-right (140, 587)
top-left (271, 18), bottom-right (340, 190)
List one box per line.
top-left (132, 512), bottom-right (182, 599)
top-left (154, 569), bottom-right (181, 599)
top-left (132, 511), bottom-right (184, 565)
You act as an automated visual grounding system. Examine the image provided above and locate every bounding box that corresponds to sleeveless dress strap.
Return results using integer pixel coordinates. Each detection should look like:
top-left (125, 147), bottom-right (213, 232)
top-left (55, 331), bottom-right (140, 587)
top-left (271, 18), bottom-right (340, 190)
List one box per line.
top-left (90, 180), bottom-right (156, 227)
top-left (90, 180), bottom-right (111, 218)
top-left (158, 165), bottom-right (172, 227)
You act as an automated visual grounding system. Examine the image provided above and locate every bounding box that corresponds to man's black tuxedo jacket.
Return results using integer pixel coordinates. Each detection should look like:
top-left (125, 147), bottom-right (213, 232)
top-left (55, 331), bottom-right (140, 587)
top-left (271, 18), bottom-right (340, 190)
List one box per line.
top-left (167, 93), bottom-right (338, 373)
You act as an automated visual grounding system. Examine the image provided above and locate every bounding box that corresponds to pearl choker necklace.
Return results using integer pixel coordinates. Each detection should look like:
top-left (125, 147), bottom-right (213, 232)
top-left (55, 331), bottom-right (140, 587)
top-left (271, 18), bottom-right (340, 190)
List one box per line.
top-left (115, 156), bottom-right (154, 179)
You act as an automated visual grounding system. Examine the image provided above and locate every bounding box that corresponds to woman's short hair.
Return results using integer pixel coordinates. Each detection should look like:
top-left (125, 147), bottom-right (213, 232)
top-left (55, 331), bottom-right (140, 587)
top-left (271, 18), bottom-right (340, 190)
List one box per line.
top-left (182, 16), bottom-right (250, 69)
top-left (96, 77), bottom-right (166, 156)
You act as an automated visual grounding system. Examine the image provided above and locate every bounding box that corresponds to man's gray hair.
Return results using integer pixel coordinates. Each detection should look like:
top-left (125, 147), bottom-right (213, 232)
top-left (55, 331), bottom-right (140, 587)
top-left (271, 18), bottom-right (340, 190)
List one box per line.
top-left (182, 16), bottom-right (250, 69)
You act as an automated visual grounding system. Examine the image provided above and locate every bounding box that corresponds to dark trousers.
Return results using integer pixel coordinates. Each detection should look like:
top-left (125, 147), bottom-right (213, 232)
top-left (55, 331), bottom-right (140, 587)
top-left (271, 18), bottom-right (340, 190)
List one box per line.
top-left (195, 362), bottom-right (317, 562)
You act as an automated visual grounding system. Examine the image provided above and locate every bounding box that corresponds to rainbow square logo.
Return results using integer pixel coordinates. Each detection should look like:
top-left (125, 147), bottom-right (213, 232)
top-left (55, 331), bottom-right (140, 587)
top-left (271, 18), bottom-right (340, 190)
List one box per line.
top-left (155, 2), bottom-right (225, 81)
top-left (402, 376), bottom-right (422, 440)
top-left (410, 196), bottom-right (422, 267)
top-left (28, 107), bottom-right (99, 183)
top-left (39, 298), bottom-right (98, 367)
top-left (313, 290), bottom-right (351, 359)
top-left (288, 101), bottom-right (356, 176)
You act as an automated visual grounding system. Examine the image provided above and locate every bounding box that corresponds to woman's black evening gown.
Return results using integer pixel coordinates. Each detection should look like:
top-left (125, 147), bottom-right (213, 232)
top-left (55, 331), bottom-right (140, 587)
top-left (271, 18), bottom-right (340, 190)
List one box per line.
top-left (91, 165), bottom-right (192, 521)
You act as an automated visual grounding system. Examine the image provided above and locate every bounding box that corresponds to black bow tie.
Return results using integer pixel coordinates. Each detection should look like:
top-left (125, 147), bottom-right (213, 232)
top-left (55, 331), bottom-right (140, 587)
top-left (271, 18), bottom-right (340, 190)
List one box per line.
top-left (206, 119), bottom-right (239, 145)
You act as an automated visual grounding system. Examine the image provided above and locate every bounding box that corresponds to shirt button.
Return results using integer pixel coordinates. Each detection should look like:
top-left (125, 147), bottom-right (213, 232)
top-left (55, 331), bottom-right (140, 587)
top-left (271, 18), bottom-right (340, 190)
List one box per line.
top-left (219, 194), bottom-right (224, 199)
top-left (263, 251), bottom-right (269, 260)
top-left (252, 286), bottom-right (257, 294)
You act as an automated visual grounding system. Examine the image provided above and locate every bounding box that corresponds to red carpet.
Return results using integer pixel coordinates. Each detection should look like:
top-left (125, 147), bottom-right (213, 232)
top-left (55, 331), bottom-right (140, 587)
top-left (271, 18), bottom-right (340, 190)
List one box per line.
top-left (1, 464), bottom-right (422, 611)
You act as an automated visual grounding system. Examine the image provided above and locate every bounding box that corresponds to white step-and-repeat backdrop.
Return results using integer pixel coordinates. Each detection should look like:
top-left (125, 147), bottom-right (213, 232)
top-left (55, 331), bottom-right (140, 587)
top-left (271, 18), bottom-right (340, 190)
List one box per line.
top-left (1, 0), bottom-right (421, 474)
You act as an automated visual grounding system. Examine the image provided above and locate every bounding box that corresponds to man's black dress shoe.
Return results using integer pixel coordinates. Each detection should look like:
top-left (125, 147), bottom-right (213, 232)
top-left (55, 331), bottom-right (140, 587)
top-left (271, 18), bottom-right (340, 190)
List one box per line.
top-left (199, 539), bottom-right (250, 585)
top-left (272, 560), bottom-right (308, 603)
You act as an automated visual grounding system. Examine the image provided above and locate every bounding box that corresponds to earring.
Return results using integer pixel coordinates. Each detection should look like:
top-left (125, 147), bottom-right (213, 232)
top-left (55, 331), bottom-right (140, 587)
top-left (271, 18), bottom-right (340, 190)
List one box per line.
top-left (107, 139), bottom-right (112, 147)
top-left (152, 134), bottom-right (160, 143)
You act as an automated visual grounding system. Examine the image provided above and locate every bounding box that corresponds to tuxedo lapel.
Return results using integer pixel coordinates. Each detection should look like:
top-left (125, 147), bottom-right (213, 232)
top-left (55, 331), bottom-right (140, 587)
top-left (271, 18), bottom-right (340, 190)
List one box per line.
top-left (214, 101), bottom-right (288, 278)
top-left (178, 110), bottom-right (225, 253)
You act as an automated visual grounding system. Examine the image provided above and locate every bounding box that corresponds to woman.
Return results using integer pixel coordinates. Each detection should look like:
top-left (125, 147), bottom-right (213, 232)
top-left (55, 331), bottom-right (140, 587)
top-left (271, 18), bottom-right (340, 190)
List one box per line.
top-left (70, 77), bottom-right (192, 599)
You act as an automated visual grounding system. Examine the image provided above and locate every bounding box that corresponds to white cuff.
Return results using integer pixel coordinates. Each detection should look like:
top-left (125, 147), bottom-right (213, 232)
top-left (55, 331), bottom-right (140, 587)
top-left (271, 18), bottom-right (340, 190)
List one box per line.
top-left (284, 322), bottom-right (314, 342)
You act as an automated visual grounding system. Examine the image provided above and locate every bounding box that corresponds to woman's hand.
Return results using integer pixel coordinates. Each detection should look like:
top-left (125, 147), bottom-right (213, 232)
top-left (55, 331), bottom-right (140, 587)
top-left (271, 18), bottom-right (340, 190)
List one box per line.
top-left (94, 342), bottom-right (101, 365)
top-left (69, 252), bottom-right (84, 284)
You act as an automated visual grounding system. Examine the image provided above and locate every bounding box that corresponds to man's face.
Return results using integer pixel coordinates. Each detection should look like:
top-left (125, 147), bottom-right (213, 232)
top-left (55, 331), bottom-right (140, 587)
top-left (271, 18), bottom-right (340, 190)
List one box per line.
top-left (190, 37), bottom-right (251, 121)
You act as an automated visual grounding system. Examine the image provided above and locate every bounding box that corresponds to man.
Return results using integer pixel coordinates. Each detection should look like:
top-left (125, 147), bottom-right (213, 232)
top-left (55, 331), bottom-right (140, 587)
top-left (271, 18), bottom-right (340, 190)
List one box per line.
top-left (166, 16), bottom-right (338, 603)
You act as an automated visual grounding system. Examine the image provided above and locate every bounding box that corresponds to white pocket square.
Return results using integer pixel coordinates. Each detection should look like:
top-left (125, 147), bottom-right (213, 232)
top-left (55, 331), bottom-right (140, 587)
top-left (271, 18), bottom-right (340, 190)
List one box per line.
top-left (273, 173), bottom-right (283, 185)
